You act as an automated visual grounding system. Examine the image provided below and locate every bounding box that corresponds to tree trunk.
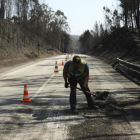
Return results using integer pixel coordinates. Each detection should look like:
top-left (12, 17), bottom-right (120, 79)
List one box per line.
top-left (1, 0), bottom-right (5, 18)
top-left (136, 1), bottom-right (140, 35)
top-left (130, 8), bottom-right (134, 32)
top-left (124, 0), bottom-right (128, 28)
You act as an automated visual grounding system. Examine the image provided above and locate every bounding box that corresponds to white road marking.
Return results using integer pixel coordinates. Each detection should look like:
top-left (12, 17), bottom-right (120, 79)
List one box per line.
top-left (31, 66), bottom-right (63, 100)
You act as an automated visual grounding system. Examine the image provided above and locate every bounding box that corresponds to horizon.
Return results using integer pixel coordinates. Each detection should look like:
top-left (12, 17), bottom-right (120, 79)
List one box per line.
top-left (39, 0), bottom-right (118, 35)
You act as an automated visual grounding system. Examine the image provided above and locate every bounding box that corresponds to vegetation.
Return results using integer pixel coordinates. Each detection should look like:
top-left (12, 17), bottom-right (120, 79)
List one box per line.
top-left (0, 0), bottom-right (71, 53)
top-left (79, 0), bottom-right (140, 54)
top-left (1, 0), bottom-right (140, 61)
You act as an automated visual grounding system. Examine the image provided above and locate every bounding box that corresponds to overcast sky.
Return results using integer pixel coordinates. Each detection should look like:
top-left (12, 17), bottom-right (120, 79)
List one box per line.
top-left (39, 0), bottom-right (118, 35)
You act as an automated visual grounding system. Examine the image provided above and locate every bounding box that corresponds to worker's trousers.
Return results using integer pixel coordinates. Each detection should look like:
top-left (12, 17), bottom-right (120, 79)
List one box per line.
top-left (68, 77), bottom-right (94, 110)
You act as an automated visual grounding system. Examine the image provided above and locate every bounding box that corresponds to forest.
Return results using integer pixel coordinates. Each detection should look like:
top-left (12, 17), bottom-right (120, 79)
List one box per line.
top-left (0, 0), bottom-right (140, 58)
top-left (0, 0), bottom-right (71, 54)
top-left (79, 0), bottom-right (140, 54)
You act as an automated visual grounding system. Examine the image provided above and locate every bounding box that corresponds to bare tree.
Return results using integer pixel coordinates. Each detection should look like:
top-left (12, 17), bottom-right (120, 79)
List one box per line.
top-left (0, 0), bottom-right (5, 18)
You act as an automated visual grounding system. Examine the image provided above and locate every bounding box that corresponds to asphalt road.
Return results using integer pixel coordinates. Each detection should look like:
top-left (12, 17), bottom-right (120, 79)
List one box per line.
top-left (0, 54), bottom-right (140, 140)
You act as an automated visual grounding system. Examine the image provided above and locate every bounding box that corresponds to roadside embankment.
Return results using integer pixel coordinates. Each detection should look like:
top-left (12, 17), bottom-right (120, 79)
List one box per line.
top-left (92, 27), bottom-right (140, 66)
top-left (0, 19), bottom-right (62, 69)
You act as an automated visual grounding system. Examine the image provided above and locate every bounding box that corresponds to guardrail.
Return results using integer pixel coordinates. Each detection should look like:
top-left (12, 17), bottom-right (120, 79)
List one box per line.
top-left (113, 58), bottom-right (140, 80)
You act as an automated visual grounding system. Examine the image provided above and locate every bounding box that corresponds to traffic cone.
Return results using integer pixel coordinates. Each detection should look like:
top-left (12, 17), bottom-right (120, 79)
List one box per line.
top-left (62, 60), bottom-right (64, 66)
top-left (54, 61), bottom-right (59, 74)
top-left (21, 84), bottom-right (31, 102)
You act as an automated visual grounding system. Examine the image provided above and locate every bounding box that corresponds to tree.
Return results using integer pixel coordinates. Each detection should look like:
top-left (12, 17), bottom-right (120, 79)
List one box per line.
top-left (99, 23), bottom-right (105, 39)
top-left (119, 0), bottom-right (129, 28)
top-left (0, 0), bottom-right (71, 53)
top-left (103, 6), bottom-right (120, 33)
top-left (118, 0), bottom-right (140, 34)
top-left (0, 0), bottom-right (5, 18)
top-left (79, 30), bottom-right (93, 53)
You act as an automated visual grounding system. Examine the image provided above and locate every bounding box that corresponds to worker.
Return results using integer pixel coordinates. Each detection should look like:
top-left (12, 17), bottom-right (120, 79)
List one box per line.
top-left (63, 55), bottom-right (99, 114)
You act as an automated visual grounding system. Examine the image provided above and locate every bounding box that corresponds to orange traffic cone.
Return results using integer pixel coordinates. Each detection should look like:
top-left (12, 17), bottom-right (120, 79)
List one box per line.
top-left (54, 61), bottom-right (59, 74)
top-left (62, 60), bottom-right (64, 66)
top-left (21, 84), bottom-right (31, 102)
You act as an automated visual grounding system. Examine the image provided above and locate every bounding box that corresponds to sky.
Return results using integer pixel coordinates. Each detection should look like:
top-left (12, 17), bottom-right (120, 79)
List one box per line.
top-left (39, 0), bottom-right (118, 35)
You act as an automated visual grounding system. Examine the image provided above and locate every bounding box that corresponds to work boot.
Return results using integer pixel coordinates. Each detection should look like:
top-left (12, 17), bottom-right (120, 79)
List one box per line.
top-left (71, 108), bottom-right (79, 114)
top-left (88, 101), bottom-right (99, 109)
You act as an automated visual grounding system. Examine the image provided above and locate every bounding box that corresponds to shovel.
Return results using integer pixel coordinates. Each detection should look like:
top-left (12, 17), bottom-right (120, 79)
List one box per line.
top-left (71, 86), bottom-right (109, 100)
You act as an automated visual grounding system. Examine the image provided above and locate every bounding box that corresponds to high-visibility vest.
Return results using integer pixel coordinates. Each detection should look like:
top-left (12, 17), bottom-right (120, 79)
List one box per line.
top-left (68, 59), bottom-right (86, 81)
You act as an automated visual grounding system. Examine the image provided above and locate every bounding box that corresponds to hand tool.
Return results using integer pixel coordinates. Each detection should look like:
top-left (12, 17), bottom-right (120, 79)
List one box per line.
top-left (70, 86), bottom-right (109, 100)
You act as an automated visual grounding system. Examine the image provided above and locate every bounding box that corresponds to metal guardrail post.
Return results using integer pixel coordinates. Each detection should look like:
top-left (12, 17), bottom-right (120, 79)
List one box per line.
top-left (117, 58), bottom-right (140, 72)
top-left (115, 58), bottom-right (140, 80)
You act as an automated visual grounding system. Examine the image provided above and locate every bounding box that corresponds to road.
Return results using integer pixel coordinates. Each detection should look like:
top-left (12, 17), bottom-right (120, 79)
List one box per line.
top-left (0, 54), bottom-right (140, 140)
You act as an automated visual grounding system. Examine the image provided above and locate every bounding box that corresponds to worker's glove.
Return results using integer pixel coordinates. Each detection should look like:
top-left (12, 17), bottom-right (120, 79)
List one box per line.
top-left (65, 82), bottom-right (69, 88)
